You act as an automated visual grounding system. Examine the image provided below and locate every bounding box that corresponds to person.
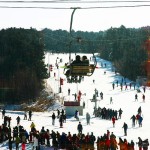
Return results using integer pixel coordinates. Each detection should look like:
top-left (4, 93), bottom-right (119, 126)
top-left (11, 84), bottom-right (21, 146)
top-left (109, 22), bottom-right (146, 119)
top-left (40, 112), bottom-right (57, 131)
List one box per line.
top-left (72, 55), bottom-right (82, 64)
top-left (57, 109), bottom-right (60, 118)
top-left (86, 112), bottom-right (91, 125)
top-left (142, 94), bottom-right (145, 102)
top-left (28, 110), bottom-right (32, 121)
top-left (77, 122), bottom-right (83, 134)
top-left (129, 140), bottom-right (135, 150)
top-left (63, 113), bottom-right (66, 123)
top-left (2, 108), bottom-right (5, 119)
top-left (138, 115), bottom-right (143, 127)
top-left (59, 115), bottom-right (63, 128)
top-left (24, 111), bottom-right (27, 120)
top-left (89, 132), bottom-right (96, 149)
top-left (130, 115), bottom-right (136, 127)
top-left (122, 122), bottom-right (128, 136)
top-left (118, 108), bottom-right (123, 119)
top-left (30, 122), bottom-right (36, 132)
top-left (110, 97), bottom-right (113, 104)
top-left (100, 92), bottom-right (103, 100)
top-left (52, 112), bottom-right (56, 126)
top-left (142, 139), bottom-right (149, 150)
top-left (22, 142), bottom-right (26, 150)
top-left (15, 135), bottom-right (20, 150)
top-left (112, 116), bottom-right (116, 127)
top-left (33, 134), bottom-right (39, 150)
top-left (73, 93), bottom-right (77, 101)
top-left (138, 106), bottom-right (142, 115)
top-left (137, 137), bottom-right (143, 150)
top-left (8, 137), bottom-right (13, 150)
top-left (93, 79), bottom-right (95, 84)
top-left (68, 88), bottom-right (70, 96)
top-left (16, 116), bottom-right (21, 125)
top-left (135, 94), bottom-right (138, 101)
top-left (112, 83), bottom-right (115, 90)
top-left (82, 55), bottom-right (89, 65)
top-left (143, 86), bottom-right (146, 93)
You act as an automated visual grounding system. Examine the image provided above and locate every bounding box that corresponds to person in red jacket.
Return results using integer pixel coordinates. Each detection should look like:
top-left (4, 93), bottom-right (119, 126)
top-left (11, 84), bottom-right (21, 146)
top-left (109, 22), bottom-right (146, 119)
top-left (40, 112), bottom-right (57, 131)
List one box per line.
top-left (105, 137), bottom-right (110, 149)
top-left (112, 116), bottom-right (116, 127)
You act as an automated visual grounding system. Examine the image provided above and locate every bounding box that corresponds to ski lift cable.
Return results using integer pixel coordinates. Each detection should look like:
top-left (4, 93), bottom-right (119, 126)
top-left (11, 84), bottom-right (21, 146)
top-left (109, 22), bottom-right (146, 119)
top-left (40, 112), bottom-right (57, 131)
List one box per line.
top-left (1, 1), bottom-right (150, 3)
top-left (0, 4), bottom-right (150, 9)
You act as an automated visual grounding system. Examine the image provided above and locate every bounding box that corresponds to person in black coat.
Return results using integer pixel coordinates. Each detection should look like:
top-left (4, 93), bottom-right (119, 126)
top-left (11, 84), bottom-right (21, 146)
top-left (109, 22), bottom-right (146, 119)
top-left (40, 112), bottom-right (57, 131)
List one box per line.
top-left (59, 115), bottom-right (63, 128)
top-left (122, 122), bottom-right (128, 136)
top-left (137, 137), bottom-right (143, 150)
top-left (142, 139), bottom-right (149, 150)
top-left (52, 112), bottom-right (56, 125)
top-left (130, 115), bottom-right (136, 127)
top-left (77, 122), bottom-right (83, 134)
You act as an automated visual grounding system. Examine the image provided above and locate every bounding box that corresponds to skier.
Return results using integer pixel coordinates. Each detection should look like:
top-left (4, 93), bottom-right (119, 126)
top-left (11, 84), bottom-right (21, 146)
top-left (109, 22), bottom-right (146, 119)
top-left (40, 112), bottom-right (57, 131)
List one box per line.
top-left (57, 109), bottom-right (60, 118)
top-left (122, 122), bottom-right (128, 136)
top-left (73, 93), bottom-right (77, 100)
top-left (16, 116), bottom-right (20, 125)
top-left (75, 110), bottom-right (79, 121)
top-left (68, 88), bottom-right (70, 96)
top-left (59, 115), bottom-right (63, 128)
top-left (138, 106), bottom-right (142, 115)
top-left (24, 111), bottom-right (27, 120)
top-left (112, 116), bottom-right (116, 127)
top-left (77, 122), bottom-right (83, 134)
top-left (100, 92), bottom-right (103, 100)
top-left (135, 94), bottom-right (138, 101)
top-left (110, 97), bottom-right (113, 104)
top-left (118, 108), bottom-right (123, 119)
top-left (28, 110), bottom-right (32, 121)
top-left (143, 86), bottom-right (146, 93)
top-left (52, 112), bottom-right (56, 125)
top-left (112, 83), bottom-right (115, 90)
top-left (86, 112), bottom-right (91, 125)
top-left (138, 115), bottom-right (143, 127)
top-left (142, 94), bottom-right (145, 102)
top-left (93, 79), bottom-right (95, 84)
top-left (130, 115), bottom-right (136, 127)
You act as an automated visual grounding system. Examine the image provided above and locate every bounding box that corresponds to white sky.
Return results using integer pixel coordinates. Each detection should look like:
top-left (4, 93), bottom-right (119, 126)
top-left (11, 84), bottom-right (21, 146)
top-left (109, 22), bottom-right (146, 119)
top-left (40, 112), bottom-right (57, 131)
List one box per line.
top-left (0, 53), bottom-right (150, 149)
top-left (0, 0), bottom-right (150, 32)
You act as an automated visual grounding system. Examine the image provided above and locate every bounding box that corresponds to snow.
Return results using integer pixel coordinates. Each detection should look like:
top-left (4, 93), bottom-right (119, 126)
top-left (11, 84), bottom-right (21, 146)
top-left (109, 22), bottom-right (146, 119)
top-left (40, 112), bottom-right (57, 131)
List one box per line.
top-left (0, 53), bottom-right (150, 149)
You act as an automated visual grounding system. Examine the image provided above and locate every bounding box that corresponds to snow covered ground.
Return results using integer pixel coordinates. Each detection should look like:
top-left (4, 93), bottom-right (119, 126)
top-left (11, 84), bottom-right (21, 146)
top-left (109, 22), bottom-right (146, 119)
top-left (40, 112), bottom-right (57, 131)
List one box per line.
top-left (0, 53), bottom-right (150, 149)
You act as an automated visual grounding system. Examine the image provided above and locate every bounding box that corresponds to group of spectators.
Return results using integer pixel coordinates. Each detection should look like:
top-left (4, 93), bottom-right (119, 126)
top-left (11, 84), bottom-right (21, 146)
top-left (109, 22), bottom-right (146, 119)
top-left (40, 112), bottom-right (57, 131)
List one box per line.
top-left (93, 107), bottom-right (123, 120)
top-left (0, 107), bottom-right (149, 150)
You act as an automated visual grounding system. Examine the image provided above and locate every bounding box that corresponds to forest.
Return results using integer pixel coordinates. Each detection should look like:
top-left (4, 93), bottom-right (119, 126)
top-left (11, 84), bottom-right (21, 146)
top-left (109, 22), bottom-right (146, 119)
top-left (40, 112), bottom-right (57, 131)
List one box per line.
top-left (0, 28), bottom-right (48, 104)
top-left (0, 26), bottom-right (149, 103)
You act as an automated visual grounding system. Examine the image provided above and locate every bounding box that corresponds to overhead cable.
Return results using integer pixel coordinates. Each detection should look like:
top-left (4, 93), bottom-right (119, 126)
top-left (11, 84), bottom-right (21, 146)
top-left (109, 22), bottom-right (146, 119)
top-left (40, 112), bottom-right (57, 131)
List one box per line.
top-left (0, 0), bottom-right (150, 3)
top-left (1, 4), bottom-right (150, 9)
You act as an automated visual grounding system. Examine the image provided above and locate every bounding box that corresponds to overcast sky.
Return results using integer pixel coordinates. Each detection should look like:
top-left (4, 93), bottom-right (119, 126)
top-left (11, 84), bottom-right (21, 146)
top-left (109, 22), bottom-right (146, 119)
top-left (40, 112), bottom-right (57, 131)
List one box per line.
top-left (0, 0), bottom-right (150, 32)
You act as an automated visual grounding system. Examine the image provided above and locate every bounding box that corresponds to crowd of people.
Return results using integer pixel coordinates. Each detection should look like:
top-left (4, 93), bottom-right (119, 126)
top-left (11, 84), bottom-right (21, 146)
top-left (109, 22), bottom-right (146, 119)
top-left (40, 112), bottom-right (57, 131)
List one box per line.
top-left (0, 107), bottom-right (149, 150)
top-left (93, 107), bottom-right (123, 121)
